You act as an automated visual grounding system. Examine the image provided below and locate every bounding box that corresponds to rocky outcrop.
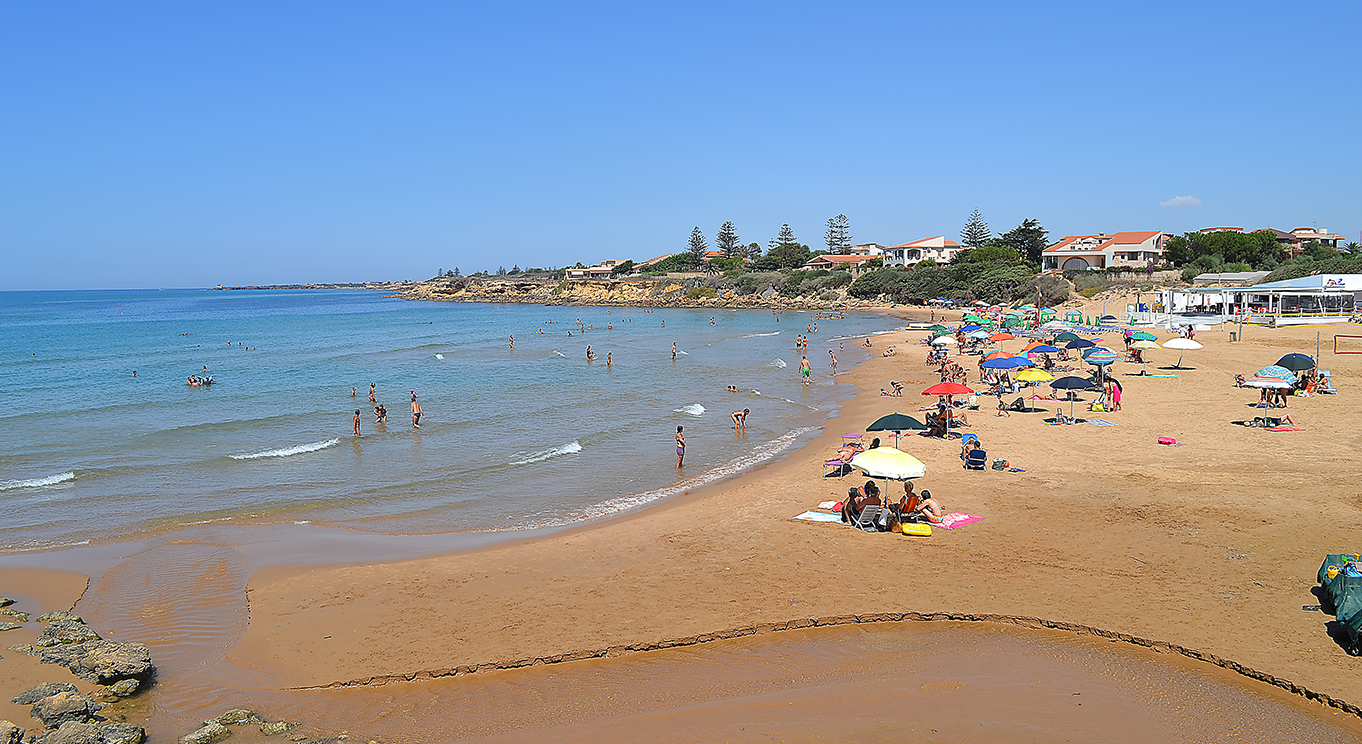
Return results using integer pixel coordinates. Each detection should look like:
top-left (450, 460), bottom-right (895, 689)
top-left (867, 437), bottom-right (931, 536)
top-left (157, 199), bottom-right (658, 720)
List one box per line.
top-left (29, 691), bottom-right (101, 729)
top-left (39, 721), bottom-right (144, 744)
top-left (179, 721), bottom-right (230, 744)
top-left (36, 621), bottom-right (101, 648)
top-left (12, 683), bottom-right (78, 705)
top-left (397, 277), bottom-right (872, 311)
top-left (0, 720), bottom-right (23, 744)
top-left (40, 640), bottom-right (152, 684)
top-left (258, 720), bottom-right (298, 736)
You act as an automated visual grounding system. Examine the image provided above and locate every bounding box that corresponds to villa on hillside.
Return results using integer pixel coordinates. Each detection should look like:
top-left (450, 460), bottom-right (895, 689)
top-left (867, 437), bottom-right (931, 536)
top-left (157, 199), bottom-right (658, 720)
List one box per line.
top-left (1197, 226), bottom-right (1347, 255)
top-left (882, 237), bottom-right (962, 267)
top-left (802, 254), bottom-right (878, 277)
top-left (845, 242), bottom-right (888, 256)
top-left (565, 258), bottom-right (630, 280)
top-left (1041, 231), bottom-right (1164, 270)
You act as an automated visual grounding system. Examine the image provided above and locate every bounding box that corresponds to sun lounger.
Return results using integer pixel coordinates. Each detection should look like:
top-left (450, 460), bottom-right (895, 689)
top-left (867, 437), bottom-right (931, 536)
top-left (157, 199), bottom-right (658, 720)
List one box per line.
top-left (823, 459), bottom-right (848, 479)
top-left (963, 449), bottom-right (988, 470)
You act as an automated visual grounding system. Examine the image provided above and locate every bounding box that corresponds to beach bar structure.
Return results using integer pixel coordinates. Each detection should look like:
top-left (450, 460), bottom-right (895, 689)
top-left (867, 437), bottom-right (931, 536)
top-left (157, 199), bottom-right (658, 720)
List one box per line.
top-left (1130, 274), bottom-right (1362, 328)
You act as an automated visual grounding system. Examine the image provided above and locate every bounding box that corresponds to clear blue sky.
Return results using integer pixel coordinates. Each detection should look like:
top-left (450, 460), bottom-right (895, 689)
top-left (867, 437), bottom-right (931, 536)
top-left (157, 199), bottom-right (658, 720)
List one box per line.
top-left (3, 1), bottom-right (1359, 289)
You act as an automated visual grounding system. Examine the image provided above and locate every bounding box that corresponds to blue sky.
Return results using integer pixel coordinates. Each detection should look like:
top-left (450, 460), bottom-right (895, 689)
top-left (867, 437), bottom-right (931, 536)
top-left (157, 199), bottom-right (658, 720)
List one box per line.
top-left (3, 1), bottom-right (1359, 289)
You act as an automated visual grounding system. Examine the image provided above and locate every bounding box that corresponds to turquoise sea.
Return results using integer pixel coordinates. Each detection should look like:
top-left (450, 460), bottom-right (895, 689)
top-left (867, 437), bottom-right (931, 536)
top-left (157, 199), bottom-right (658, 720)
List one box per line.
top-left (0, 289), bottom-right (896, 552)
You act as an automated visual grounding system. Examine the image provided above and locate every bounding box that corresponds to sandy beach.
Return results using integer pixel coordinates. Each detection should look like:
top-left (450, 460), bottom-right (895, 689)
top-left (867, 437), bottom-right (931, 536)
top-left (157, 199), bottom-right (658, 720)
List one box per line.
top-left (226, 311), bottom-right (1362, 698)
top-left (6, 305), bottom-right (1362, 740)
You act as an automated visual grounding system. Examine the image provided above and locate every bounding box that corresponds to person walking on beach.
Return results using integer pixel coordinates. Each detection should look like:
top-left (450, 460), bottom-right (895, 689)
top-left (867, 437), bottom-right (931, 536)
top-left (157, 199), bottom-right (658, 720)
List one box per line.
top-left (800, 356), bottom-right (811, 385)
top-left (732, 408), bottom-right (749, 431)
top-left (410, 392), bottom-right (422, 428)
top-left (675, 426), bottom-right (685, 468)
top-left (353, 409), bottom-right (362, 437)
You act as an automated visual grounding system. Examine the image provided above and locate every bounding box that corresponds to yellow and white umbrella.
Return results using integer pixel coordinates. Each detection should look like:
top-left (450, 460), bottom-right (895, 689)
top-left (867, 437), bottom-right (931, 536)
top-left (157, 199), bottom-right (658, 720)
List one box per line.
top-left (849, 447), bottom-right (927, 480)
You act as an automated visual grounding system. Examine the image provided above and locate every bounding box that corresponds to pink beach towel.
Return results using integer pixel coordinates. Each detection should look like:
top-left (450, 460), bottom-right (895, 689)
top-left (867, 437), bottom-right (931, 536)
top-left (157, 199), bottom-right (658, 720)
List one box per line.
top-left (938, 513), bottom-right (984, 530)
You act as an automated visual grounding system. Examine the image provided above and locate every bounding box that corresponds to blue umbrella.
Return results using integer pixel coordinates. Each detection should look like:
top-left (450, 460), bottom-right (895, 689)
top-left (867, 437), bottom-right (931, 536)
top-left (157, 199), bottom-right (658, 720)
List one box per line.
top-left (959, 324), bottom-right (982, 332)
top-left (981, 356), bottom-right (1033, 370)
top-left (1275, 353), bottom-right (1315, 372)
top-left (1066, 338), bottom-right (1096, 350)
top-left (1026, 345), bottom-right (1061, 354)
top-left (1081, 345), bottom-right (1116, 358)
top-left (1049, 376), bottom-right (1095, 418)
top-left (1085, 351), bottom-right (1120, 366)
top-left (1257, 365), bottom-right (1297, 382)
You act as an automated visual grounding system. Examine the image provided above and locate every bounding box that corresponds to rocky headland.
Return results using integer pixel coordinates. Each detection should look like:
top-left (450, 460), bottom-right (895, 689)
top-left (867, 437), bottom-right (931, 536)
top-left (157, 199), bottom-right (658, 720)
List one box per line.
top-left (395, 276), bottom-right (878, 310)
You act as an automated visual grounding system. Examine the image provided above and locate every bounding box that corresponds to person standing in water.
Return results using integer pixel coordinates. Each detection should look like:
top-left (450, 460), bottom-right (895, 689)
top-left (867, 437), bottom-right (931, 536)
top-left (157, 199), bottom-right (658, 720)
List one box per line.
top-left (369, 383), bottom-right (376, 404)
top-left (732, 408), bottom-right (749, 430)
top-left (410, 392), bottom-right (422, 428)
top-left (672, 342), bottom-right (677, 360)
top-left (351, 386), bottom-right (356, 398)
top-left (800, 356), bottom-right (811, 384)
top-left (586, 345), bottom-right (595, 360)
top-left (353, 409), bottom-right (361, 437)
top-left (509, 335), bottom-right (514, 349)
top-left (829, 350), bottom-right (838, 376)
top-left (606, 352), bottom-right (612, 368)
top-left (675, 425), bottom-right (686, 468)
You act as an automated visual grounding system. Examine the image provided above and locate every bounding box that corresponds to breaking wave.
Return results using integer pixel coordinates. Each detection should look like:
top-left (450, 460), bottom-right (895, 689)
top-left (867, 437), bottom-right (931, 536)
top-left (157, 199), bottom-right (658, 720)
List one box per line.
top-left (739, 331), bottom-right (781, 339)
top-left (770, 359), bottom-right (787, 368)
top-left (0, 472), bottom-right (75, 491)
top-left (673, 404), bottom-right (706, 416)
top-left (230, 438), bottom-right (339, 460)
top-left (509, 440), bottom-right (583, 466)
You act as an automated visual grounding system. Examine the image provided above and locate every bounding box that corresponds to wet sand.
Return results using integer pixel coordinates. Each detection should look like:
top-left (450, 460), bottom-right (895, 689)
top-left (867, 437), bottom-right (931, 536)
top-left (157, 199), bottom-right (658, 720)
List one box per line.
top-left (5, 307), bottom-right (1362, 740)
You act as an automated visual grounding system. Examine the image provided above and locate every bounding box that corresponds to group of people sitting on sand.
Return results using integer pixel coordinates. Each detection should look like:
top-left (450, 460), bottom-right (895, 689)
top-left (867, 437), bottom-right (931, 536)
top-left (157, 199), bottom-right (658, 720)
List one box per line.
top-left (880, 380), bottom-right (904, 397)
top-left (938, 360), bottom-right (968, 385)
top-left (840, 479), bottom-right (945, 529)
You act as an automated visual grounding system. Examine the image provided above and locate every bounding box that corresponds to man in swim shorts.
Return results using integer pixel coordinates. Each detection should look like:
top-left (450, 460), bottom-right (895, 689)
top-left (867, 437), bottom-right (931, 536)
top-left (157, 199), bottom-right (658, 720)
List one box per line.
top-left (410, 393), bottom-right (422, 428)
top-left (800, 356), bottom-right (811, 384)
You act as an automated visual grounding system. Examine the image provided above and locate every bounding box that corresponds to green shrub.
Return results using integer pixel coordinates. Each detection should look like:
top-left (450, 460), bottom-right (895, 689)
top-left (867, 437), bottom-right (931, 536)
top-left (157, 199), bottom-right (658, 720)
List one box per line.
top-left (686, 287), bottom-right (716, 299)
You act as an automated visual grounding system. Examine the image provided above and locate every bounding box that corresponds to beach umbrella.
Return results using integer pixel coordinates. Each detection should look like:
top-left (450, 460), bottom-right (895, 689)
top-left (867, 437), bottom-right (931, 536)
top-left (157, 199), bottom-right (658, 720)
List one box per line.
top-left (931, 335), bottom-right (957, 346)
top-left (1256, 365), bottom-right (1297, 383)
top-left (989, 332), bottom-right (1014, 341)
top-left (1026, 344), bottom-right (1061, 354)
top-left (988, 305), bottom-right (1003, 312)
top-left (922, 382), bottom-right (974, 396)
top-left (1021, 341), bottom-right (1043, 351)
top-left (1016, 368), bottom-right (1054, 383)
top-left (849, 447), bottom-right (927, 480)
top-left (973, 300), bottom-right (988, 305)
top-left (1130, 339), bottom-right (1159, 350)
top-left (866, 412), bottom-right (927, 448)
top-left (1276, 353), bottom-right (1316, 372)
top-left (1054, 331), bottom-right (1081, 342)
top-left (982, 350), bottom-right (1010, 361)
top-left (1085, 350), bottom-right (1121, 366)
top-left (1081, 345), bottom-right (1116, 358)
top-left (1050, 375), bottom-right (1095, 418)
top-left (1243, 375), bottom-right (1292, 389)
top-left (960, 324), bottom-right (983, 332)
top-left (1130, 331), bottom-right (1158, 341)
top-left (981, 356), bottom-right (1032, 370)
top-left (927, 324), bottom-right (947, 332)
top-left (968, 330), bottom-right (990, 339)
top-left (1161, 337), bottom-right (1203, 369)
top-left (1066, 338), bottom-right (1096, 350)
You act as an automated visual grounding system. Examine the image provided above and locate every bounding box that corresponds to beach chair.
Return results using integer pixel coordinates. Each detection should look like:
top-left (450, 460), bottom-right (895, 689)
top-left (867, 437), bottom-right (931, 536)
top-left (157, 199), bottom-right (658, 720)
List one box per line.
top-left (964, 449), bottom-right (988, 470)
top-left (848, 504), bottom-right (882, 532)
top-left (823, 459), bottom-right (847, 479)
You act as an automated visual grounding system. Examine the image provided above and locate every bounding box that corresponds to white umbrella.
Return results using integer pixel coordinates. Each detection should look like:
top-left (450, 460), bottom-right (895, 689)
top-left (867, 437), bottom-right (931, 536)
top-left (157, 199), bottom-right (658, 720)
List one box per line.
top-left (931, 336), bottom-right (957, 346)
top-left (1161, 337), bottom-right (1202, 369)
top-left (1243, 376), bottom-right (1292, 389)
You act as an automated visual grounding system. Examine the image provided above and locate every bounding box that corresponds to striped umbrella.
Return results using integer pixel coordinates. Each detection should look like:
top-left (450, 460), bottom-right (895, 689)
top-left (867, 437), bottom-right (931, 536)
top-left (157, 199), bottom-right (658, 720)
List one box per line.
top-left (1256, 365), bottom-right (1297, 382)
top-left (1244, 375), bottom-right (1292, 389)
top-left (1085, 350), bottom-right (1121, 366)
top-left (1130, 331), bottom-right (1158, 341)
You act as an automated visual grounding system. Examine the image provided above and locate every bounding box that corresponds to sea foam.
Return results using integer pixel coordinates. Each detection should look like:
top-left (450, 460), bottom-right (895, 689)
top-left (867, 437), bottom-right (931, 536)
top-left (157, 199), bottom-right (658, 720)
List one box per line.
top-left (770, 359), bottom-right (787, 368)
top-left (739, 331), bottom-right (781, 339)
top-left (435, 353), bottom-right (445, 360)
top-left (674, 404), bottom-right (706, 416)
top-left (230, 438), bottom-right (339, 460)
top-left (0, 472), bottom-right (75, 491)
top-left (510, 440), bottom-right (583, 466)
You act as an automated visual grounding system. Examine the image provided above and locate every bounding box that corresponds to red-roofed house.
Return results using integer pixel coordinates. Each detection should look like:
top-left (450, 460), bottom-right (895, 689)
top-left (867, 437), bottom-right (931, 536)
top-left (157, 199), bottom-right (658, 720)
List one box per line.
top-left (883, 237), bottom-right (962, 267)
top-left (801, 254), bottom-right (878, 277)
top-left (1042, 231), bottom-right (1165, 270)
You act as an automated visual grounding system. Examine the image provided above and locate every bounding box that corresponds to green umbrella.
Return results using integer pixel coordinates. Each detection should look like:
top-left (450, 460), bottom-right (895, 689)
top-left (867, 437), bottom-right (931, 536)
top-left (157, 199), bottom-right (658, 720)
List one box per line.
top-left (927, 324), bottom-right (947, 331)
top-left (1054, 331), bottom-right (1081, 342)
top-left (1130, 331), bottom-right (1157, 341)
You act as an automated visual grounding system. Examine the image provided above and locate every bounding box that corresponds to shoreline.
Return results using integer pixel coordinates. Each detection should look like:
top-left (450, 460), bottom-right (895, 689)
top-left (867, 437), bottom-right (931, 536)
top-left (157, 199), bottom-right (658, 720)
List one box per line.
top-left (8, 302), bottom-right (1362, 735)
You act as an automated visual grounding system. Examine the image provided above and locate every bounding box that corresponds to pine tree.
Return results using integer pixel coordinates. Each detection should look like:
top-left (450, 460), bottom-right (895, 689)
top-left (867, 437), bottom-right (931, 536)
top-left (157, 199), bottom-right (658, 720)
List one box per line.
top-left (824, 214), bottom-right (852, 254)
top-left (960, 209), bottom-right (991, 249)
top-left (745, 242), bottom-right (763, 261)
top-left (999, 218), bottom-right (1049, 263)
top-left (716, 221), bottom-right (742, 259)
top-left (768, 223), bottom-right (798, 251)
top-left (688, 227), bottom-right (709, 264)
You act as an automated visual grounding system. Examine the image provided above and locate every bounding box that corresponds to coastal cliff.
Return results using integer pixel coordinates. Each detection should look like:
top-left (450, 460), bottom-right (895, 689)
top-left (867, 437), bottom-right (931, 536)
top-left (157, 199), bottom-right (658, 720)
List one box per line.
top-left (395, 277), bottom-right (877, 310)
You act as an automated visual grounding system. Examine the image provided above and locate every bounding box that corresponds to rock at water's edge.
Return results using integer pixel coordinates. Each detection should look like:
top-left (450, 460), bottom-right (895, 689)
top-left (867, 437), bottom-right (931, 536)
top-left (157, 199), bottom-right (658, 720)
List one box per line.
top-left (11, 682), bottom-right (77, 705)
top-left (41, 640), bottom-right (152, 683)
top-left (259, 720), bottom-right (298, 736)
top-left (35, 611), bottom-right (81, 624)
top-left (0, 720), bottom-right (23, 744)
top-left (29, 690), bottom-right (101, 729)
top-left (0, 597), bottom-right (13, 608)
top-left (180, 721), bottom-right (231, 744)
top-left (40, 721), bottom-right (103, 744)
top-left (99, 722), bottom-right (147, 744)
top-left (211, 709), bottom-right (262, 726)
top-left (106, 679), bottom-right (140, 698)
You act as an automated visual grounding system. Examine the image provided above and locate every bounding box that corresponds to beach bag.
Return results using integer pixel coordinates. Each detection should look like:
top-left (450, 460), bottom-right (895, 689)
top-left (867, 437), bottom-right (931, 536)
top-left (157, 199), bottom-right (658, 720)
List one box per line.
top-left (1090, 402), bottom-right (1105, 412)
top-left (991, 458), bottom-right (1006, 471)
top-left (1321, 554), bottom-right (1361, 585)
top-left (1158, 437), bottom-right (1177, 445)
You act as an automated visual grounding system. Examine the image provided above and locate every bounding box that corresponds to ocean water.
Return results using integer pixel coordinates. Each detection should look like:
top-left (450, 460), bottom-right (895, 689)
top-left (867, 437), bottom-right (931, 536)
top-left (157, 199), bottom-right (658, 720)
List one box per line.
top-left (0, 289), bottom-right (895, 552)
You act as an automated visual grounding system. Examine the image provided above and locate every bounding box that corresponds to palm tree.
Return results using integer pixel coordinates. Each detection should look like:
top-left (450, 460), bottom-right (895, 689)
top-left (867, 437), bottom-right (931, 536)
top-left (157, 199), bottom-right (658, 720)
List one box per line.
top-left (1345, 241), bottom-right (1360, 254)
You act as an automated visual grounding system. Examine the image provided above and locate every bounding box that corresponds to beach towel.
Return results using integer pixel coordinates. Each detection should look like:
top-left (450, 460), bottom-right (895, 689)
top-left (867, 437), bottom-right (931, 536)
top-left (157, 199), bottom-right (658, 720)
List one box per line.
top-left (818, 501), bottom-right (840, 511)
top-left (792, 510), bottom-right (844, 523)
top-left (1087, 419), bottom-right (1118, 426)
top-left (937, 513), bottom-right (984, 530)
top-left (1265, 426), bottom-right (1304, 432)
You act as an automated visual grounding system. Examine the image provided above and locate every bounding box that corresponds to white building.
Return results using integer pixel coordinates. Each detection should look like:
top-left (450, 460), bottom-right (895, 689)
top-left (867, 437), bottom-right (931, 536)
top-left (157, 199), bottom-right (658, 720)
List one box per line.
top-left (882, 237), bottom-right (962, 267)
top-left (845, 242), bottom-right (887, 257)
top-left (1042, 231), bottom-right (1164, 270)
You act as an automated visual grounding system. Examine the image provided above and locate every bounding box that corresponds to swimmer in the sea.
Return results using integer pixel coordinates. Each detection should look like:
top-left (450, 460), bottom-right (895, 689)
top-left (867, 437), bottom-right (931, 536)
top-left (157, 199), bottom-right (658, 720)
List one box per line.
top-left (509, 335), bottom-right (514, 349)
top-left (351, 386), bottom-right (356, 398)
top-left (353, 409), bottom-right (361, 436)
top-left (606, 352), bottom-right (612, 368)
